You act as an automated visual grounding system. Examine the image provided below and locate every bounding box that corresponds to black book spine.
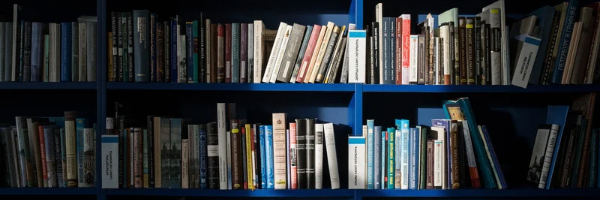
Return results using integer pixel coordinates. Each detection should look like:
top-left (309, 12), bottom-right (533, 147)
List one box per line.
top-left (372, 22), bottom-right (379, 84)
top-left (306, 118), bottom-right (315, 189)
top-left (199, 124), bottom-right (208, 189)
top-left (164, 21), bottom-right (170, 83)
top-left (127, 13), bottom-right (134, 82)
top-left (295, 119), bottom-right (307, 189)
top-left (111, 12), bottom-right (118, 81)
top-left (474, 17), bottom-right (481, 85)
top-left (206, 122), bottom-right (219, 189)
top-left (22, 22), bottom-right (30, 82)
top-left (364, 25), bottom-right (371, 84)
top-left (150, 13), bottom-right (156, 82)
top-left (484, 24), bottom-right (492, 85)
top-left (457, 122), bottom-right (467, 187)
top-left (199, 12), bottom-right (206, 83)
top-left (118, 120), bottom-right (124, 188)
top-left (147, 116), bottom-right (155, 187)
top-left (117, 13), bottom-right (123, 82)
top-left (253, 124), bottom-right (261, 189)
top-left (241, 125), bottom-right (248, 189)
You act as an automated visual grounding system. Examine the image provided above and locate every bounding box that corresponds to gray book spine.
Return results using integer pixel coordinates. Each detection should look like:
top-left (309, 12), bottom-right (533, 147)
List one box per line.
top-left (289, 25), bottom-right (312, 83)
top-left (22, 22), bottom-right (31, 82)
top-left (127, 13), bottom-right (133, 82)
top-left (340, 37), bottom-right (350, 83)
top-left (72, 22), bottom-right (79, 82)
top-left (327, 37), bottom-right (347, 83)
top-left (78, 22), bottom-right (86, 82)
top-left (5, 23), bottom-right (12, 82)
top-left (160, 118), bottom-right (170, 188)
top-left (0, 22), bottom-right (4, 82)
top-left (133, 10), bottom-right (150, 82)
top-left (315, 26), bottom-right (339, 83)
top-left (86, 22), bottom-right (96, 82)
top-left (247, 24), bottom-right (253, 83)
top-left (277, 23), bottom-right (306, 82)
top-left (169, 118), bottom-right (182, 188)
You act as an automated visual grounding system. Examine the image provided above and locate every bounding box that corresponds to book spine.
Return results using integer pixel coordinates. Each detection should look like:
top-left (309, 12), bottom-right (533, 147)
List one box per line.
top-left (296, 25), bottom-right (321, 83)
top-left (348, 136), bottom-right (366, 189)
top-left (315, 124), bottom-right (323, 189)
top-left (259, 126), bottom-right (266, 189)
top-left (142, 129), bottom-right (148, 188)
top-left (247, 23), bottom-right (253, 83)
top-left (199, 125), bottom-right (207, 189)
top-left (192, 21), bottom-right (199, 83)
top-left (52, 128), bottom-right (62, 187)
top-left (306, 118), bottom-right (315, 189)
top-left (121, 14), bottom-right (128, 82)
top-left (181, 134), bottom-right (188, 188)
top-left (272, 114), bottom-right (287, 189)
top-left (289, 122), bottom-right (297, 189)
top-left (265, 125), bottom-right (274, 189)
top-left (225, 24), bottom-right (232, 83)
top-left (31, 22), bottom-right (42, 82)
top-left (171, 20), bottom-right (178, 82)
top-left (450, 122), bottom-right (459, 189)
top-left (552, 2), bottom-right (578, 84)
top-left (409, 128), bottom-right (418, 189)
top-left (110, 13), bottom-right (117, 81)
top-left (240, 23), bottom-right (248, 83)
top-left (38, 125), bottom-right (47, 187)
top-left (127, 13), bottom-right (133, 82)
top-left (401, 15), bottom-right (411, 85)
top-left (367, 120), bottom-right (374, 189)
top-left (459, 18), bottom-right (467, 85)
top-left (387, 128), bottom-right (395, 189)
top-left (156, 23), bottom-right (164, 82)
top-left (71, 23), bottom-right (78, 82)
top-left (178, 33), bottom-right (187, 83)
top-left (22, 22), bottom-right (30, 82)
top-left (133, 128), bottom-right (141, 188)
top-left (231, 123), bottom-right (241, 189)
top-left (76, 119), bottom-right (86, 187)
top-left (64, 113), bottom-right (77, 187)
top-left (245, 124), bottom-right (254, 190)
top-left (133, 10), bottom-right (149, 82)
top-left (0, 22), bottom-right (4, 82)
top-left (217, 24), bottom-right (224, 83)
top-left (87, 22), bottom-right (96, 82)
top-left (199, 14), bottom-right (206, 83)
top-left (216, 104), bottom-right (228, 190)
top-left (290, 25), bottom-right (312, 83)
top-left (474, 17), bottom-right (482, 85)
top-left (78, 23), bottom-right (86, 82)
top-left (150, 14), bottom-right (156, 82)
top-left (232, 23), bottom-right (240, 83)
top-left (466, 18), bottom-right (475, 85)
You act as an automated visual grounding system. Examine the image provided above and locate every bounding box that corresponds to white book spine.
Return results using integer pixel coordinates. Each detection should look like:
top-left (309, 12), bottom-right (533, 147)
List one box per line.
top-left (433, 140), bottom-right (442, 188)
top-left (376, 3), bottom-right (383, 84)
top-left (101, 135), bottom-right (119, 188)
top-left (441, 25), bottom-right (451, 84)
top-left (270, 25), bottom-right (293, 83)
top-left (286, 129), bottom-right (290, 189)
top-left (309, 22), bottom-right (334, 83)
top-left (348, 30), bottom-right (366, 83)
top-left (324, 123), bottom-right (340, 189)
top-left (253, 21), bottom-right (263, 83)
top-left (348, 136), bottom-right (366, 189)
top-left (216, 103), bottom-right (228, 189)
top-left (538, 124), bottom-right (559, 188)
top-left (262, 23), bottom-right (287, 83)
top-left (272, 113), bottom-right (287, 189)
top-left (401, 126), bottom-right (409, 189)
top-left (409, 35), bottom-right (418, 83)
top-left (315, 124), bottom-right (324, 189)
top-left (511, 35), bottom-right (540, 88)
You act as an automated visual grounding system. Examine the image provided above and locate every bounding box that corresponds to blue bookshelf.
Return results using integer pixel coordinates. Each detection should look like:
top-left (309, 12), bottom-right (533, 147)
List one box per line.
top-left (1, 0), bottom-right (598, 199)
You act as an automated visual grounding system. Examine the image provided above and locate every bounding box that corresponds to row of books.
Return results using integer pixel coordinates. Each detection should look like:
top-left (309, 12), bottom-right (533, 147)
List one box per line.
top-left (0, 113), bottom-right (96, 188)
top-left (527, 93), bottom-right (597, 189)
top-left (348, 98), bottom-right (506, 189)
top-left (108, 11), bottom-right (353, 84)
top-left (0, 5), bottom-right (98, 83)
top-left (101, 103), bottom-right (341, 189)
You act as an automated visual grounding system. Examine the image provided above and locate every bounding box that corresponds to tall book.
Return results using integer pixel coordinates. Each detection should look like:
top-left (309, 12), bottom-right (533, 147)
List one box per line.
top-left (296, 119), bottom-right (306, 188)
top-left (133, 10), bottom-right (150, 82)
top-left (272, 113), bottom-right (287, 189)
top-left (216, 104), bottom-right (228, 189)
top-left (207, 122), bottom-right (219, 189)
top-left (64, 112), bottom-right (77, 187)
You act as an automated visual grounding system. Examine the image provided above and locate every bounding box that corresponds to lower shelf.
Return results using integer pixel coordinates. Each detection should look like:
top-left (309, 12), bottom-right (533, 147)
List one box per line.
top-left (0, 188), bottom-right (97, 195)
top-left (360, 188), bottom-right (600, 197)
top-left (105, 188), bottom-right (355, 197)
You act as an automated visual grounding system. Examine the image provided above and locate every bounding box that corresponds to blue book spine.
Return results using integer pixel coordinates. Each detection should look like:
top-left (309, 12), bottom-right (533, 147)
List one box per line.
top-left (232, 23), bottom-right (240, 83)
top-left (121, 129), bottom-right (127, 188)
top-left (199, 126), bottom-right (207, 189)
top-left (31, 22), bottom-right (42, 82)
top-left (171, 19), bottom-right (178, 82)
top-left (387, 127), bottom-right (395, 189)
top-left (367, 120), bottom-right (374, 189)
top-left (380, 127), bottom-right (386, 189)
top-left (551, 0), bottom-right (578, 84)
top-left (259, 125), bottom-right (267, 189)
top-left (389, 17), bottom-right (395, 84)
top-left (60, 22), bottom-right (72, 82)
top-left (76, 118), bottom-right (87, 186)
top-left (133, 10), bottom-right (150, 82)
top-left (186, 23), bottom-right (193, 83)
top-left (409, 128), bottom-right (418, 189)
top-left (265, 125), bottom-right (274, 189)
top-left (374, 125), bottom-right (381, 189)
top-left (400, 119), bottom-right (409, 189)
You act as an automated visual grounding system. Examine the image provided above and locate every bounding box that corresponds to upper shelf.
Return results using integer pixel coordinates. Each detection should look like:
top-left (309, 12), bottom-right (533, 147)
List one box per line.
top-left (107, 82), bottom-right (357, 92)
top-left (362, 84), bottom-right (600, 93)
top-left (0, 82), bottom-right (97, 90)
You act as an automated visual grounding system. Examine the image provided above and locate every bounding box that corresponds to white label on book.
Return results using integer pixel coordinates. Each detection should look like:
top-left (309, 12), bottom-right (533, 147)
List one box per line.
top-left (101, 135), bottom-right (119, 189)
top-left (348, 30), bottom-right (366, 83)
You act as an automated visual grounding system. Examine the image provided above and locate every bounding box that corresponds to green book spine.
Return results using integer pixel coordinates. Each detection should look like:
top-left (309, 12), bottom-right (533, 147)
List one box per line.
top-left (387, 127), bottom-right (395, 189)
top-left (193, 20), bottom-right (199, 83)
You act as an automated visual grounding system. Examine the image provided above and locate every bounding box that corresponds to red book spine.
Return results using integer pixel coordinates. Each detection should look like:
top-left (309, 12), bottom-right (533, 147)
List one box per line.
top-left (401, 16), bottom-right (411, 85)
top-left (395, 18), bottom-right (403, 84)
top-left (290, 123), bottom-right (297, 189)
top-left (38, 125), bottom-right (48, 186)
top-left (217, 24), bottom-right (225, 83)
top-left (296, 25), bottom-right (322, 83)
top-left (225, 24), bottom-right (232, 83)
top-left (240, 23), bottom-right (248, 83)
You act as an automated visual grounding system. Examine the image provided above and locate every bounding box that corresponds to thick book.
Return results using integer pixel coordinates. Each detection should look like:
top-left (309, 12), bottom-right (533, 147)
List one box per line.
top-left (349, 30), bottom-right (366, 83)
top-left (31, 22), bottom-right (42, 82)
top-left (315, 124), bottom-right (324, 189)
top-left (277, 23), bottom-right (306, 82)
top-left (306, 118), bottom-right (316, 189)
top-left (295, 119), bottom-right (307, 189)
top-left (272, 113), bottom-right (287, 189)
top-left (231, 122), bottom-right (242, 189)
top-left (206, 122), bottom-right (219, 189)
top-left (216, 104), bottom-right (228, 189)
top-left (348, 136), bottom-right (366, 189)
top-left (132, 10), bottom-right (149, 82)
top-left (101, 135), bottom-right (119, 188)
top-left (199, 125), bottom-right (208, 189)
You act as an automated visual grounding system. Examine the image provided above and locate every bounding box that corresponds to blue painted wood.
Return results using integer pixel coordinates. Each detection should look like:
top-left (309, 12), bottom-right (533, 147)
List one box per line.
top-left (96, 0), bottom-right (106, 199)
top-left (0, 188), bottom-right (97, 195)
top-left (363, 84), bottom-right (600, 93)
top-left (0, 82), bottom-right (96, 90)
top-left (107, 82), bottom-right (356, 92)
top-left (104, 189), bottom-right (356, 197)
top-left (361, 189), bottom-right (600, 197)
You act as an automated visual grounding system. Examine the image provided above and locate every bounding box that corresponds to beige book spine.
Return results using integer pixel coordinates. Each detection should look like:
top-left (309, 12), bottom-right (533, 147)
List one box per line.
top-left (309, 22), bottom-right (335, 83)
top-left (304, 26), bottom-right (328, 83)
top-left (272, 113), bottom-right (287, 189)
